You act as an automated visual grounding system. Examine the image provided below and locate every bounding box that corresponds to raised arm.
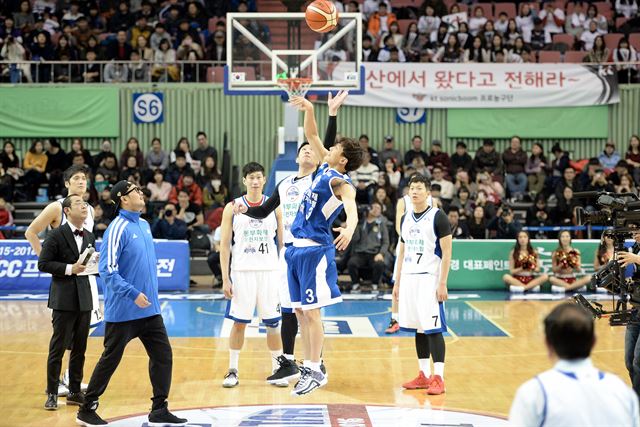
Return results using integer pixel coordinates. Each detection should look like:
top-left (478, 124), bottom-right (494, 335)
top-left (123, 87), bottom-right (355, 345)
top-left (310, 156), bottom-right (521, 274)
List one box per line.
top-left (290, 96), bottom-right (328, 161)
top-left (241, 185), bottom-right (281, 219)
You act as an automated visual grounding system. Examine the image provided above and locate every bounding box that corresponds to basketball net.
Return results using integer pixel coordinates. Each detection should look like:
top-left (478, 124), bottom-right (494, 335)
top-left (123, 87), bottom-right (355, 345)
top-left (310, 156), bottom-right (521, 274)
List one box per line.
top-left (277, 77), bottom-right (313, 99)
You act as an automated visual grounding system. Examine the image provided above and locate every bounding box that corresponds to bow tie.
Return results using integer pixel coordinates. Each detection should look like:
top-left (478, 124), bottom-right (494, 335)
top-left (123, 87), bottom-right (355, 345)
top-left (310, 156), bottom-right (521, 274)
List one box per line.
top-left (73, 229), bottom-right (84, 237)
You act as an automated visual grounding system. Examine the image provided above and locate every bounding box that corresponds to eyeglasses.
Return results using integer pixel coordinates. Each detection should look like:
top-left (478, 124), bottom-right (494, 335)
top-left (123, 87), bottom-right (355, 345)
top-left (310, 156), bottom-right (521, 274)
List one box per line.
top-left (124, 186), bottom-right (142, 196)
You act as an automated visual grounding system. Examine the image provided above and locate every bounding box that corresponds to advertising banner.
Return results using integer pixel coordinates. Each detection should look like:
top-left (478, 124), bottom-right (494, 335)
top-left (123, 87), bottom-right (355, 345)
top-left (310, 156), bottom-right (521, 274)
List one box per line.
top-left (0, 240), bottom-right (189, 292)
top-left (343, 62), bottom-right (619, 109)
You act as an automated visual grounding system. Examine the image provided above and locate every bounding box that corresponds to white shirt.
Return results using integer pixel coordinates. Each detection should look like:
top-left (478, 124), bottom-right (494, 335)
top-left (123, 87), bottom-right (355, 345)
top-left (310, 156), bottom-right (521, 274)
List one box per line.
top-left (64, 223), bottom-right (85, 276)
top-left (431, 178), bottom-right (455, 200)
top-left (539, 8), bottom-right (565, 34)
top-left (616, 0), bottom-right (639, 18)
top-left (468, 17), bottom-right (487, 36)
top-left (581, 30), bottom-right (600, 51)
top-left (569, 12), bottom-right (587, 30)
top-left (509, 358), bottom-right (639, 427)
top-left (495, 19), bottom-right (509, 35)
top-left (417, 16), bottom-right (441, 39)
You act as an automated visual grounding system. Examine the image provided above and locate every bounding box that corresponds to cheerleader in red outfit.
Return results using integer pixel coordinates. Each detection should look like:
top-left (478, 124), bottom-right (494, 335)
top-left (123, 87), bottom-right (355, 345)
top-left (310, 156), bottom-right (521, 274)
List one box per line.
top-left (549, 230), bottom-right (591, 292)
top-left (503, 231), bottom-right (549, 292)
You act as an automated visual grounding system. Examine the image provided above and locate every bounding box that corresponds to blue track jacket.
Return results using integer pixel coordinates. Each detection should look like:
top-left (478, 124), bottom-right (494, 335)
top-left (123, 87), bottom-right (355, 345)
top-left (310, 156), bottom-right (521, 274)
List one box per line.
top-left (99, 209), bottom-right (161, 322)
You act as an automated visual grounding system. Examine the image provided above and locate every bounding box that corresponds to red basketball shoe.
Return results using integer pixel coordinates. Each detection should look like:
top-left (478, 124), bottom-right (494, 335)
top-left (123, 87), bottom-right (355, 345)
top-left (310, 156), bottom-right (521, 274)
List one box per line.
top-left (426, 375), bottom-right (445, 395)
top-left (402, 371), bottom-right (431, 389)
top-left (385, 319), bottom-right (400, 334)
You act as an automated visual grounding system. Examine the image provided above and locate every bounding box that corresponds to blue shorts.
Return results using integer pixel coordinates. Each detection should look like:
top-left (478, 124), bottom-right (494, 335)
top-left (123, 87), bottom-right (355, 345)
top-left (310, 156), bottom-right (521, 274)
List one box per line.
top-left (285, 245), bottom-right (343, 310)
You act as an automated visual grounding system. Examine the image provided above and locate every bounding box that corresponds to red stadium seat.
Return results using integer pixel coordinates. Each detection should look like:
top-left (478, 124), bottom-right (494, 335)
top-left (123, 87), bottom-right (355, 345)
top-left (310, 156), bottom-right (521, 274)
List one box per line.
top-left (563, 50), bottom-right (586, 63)
top-left (469, 3), bottom-right (493, 19)
top-left (593, 1), bottom-right (612, 12)
top-left (391, 0), bottom-right (421, 7)
top-left (538, 50), bottom-right (562, 63)
top-left (206, 66), bottom-right (224, 83)
top-left (629, 34), bottom-right (640, 51)
top-left (208, 17), bottom-right (225, 33)
top-left (396, 19), bottom-right (416, 35)
top-left (604, 33), bottom-right (624, 51)
top-left (494, 3), bottom-right (517, 18)
top-left (553, 33), bottom-right (576, 48)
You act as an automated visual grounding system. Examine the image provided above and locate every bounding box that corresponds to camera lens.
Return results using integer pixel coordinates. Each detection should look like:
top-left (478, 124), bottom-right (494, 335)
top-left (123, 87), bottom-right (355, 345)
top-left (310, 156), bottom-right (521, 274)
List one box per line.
top-left (165, 209), bottom-right (173, 217)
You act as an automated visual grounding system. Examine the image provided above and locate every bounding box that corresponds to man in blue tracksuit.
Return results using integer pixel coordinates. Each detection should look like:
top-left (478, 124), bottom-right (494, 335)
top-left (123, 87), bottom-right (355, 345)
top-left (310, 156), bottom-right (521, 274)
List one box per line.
top-left (77, 181), bottom-right (187, 427)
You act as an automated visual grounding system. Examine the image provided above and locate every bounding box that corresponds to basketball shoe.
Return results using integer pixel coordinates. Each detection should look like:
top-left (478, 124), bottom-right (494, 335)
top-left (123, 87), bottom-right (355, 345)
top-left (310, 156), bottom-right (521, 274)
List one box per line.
top-left (426, 375), bottom-right (445, 395)
top-left (385, 319), bottom-right (400, 334)
top-left (291, 367), bottom-right (327, 396)
top-left (267, 356), bottom-right (299, 386)
top-left (223, 369), bottom-right (239, 388)
top-left (402, 371), bottom-right (431, 389)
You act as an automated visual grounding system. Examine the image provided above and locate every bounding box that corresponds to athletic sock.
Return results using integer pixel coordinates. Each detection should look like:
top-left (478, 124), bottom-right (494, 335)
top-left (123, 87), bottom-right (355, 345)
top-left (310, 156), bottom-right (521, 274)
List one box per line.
top-left (270, 350), bottom-right (282, 372)
top-left (284, 353), bottom-right (295, 361)
top-left (418, 358), bottom-right (431, 377)
top-left (229, 349), bottom-right (240, 371)
top-left (308, 361), bottom-right (322, 373)
top-left (392, 312), bottom-right (399, 322)
top-left (509, 285), bottom-right (525, 293)
top-left (433, 362), bottom-right (445, 379)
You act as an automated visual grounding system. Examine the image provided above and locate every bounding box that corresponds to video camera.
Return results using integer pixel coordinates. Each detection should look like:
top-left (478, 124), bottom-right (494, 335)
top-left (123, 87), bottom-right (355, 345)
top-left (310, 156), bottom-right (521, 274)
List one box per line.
top-left (572, 191), bottom-right (640, 326)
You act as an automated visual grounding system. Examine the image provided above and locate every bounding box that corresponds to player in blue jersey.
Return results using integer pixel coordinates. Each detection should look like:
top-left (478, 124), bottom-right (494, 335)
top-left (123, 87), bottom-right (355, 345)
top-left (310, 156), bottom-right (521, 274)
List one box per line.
top-left (287, 91), bottom-right (364, 396)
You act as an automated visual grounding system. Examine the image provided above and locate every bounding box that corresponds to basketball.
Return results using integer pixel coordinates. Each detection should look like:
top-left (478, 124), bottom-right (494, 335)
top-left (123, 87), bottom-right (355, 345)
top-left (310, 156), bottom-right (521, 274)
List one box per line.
top-left (305, 0), bottom-right (339, 33)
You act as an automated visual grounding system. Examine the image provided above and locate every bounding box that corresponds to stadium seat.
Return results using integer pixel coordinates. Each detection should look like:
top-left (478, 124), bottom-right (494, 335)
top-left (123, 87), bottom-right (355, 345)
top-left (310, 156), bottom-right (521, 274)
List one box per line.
top-left (391, 0), bottom-right (421, 7)
top-left (593, 1), bottom-right (612, 12)
top-left (206, 66), bottom-right (224, 83)
top-left (615, 17), bottom-right (629, 30)
top-left (470, 3), bottom-right (493, 19)
top-left (538, 50), bottom-right (562, 63)
top-left (552, 33), bottom-right (576, 48)
top-left (208, 17), bottom-right (225, 33)
top-left (50, 32), bottom-right (61, 46)
top-left (396, 19), bottom-right (416, 35)
top-left (563, 50), bottom-right (586, 63)
top-left (494, 3), bottom-right (517, 18)
top-left (629, 33), bottom-right (640, 51)
top-left (604, 33), bottom-right (624, 51)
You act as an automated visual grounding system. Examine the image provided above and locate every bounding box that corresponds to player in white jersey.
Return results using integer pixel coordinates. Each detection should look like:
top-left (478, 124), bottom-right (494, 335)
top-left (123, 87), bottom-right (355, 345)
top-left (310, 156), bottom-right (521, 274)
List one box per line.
top-left (509, 303), bottom-right (639, 427)
top-left (386, 194), bottom-right (414, 334)
top-left (393, 174), bottom-right (452, 395)
top-left (219, 162), bottom-right (284, 388)
top-left (235, 109), bottom-right (339, 386)
top-left (25, 165), bottom-right (102, 397)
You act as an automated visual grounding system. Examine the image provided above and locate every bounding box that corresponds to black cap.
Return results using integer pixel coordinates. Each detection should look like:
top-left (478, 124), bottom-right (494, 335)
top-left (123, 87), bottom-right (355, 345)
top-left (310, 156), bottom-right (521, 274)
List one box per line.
top-left (432, 139), bottom-right (442, 146)
top-left (551, 143), bottom-right (563, 153)
top-left (384, 135), bottom-right (394, 142)
top-left (483, 138), bottom-right (494, 146)
top-left (456, 141), bottom-right (467, 149)
top-left (110, 180), bottom-right (131, 209)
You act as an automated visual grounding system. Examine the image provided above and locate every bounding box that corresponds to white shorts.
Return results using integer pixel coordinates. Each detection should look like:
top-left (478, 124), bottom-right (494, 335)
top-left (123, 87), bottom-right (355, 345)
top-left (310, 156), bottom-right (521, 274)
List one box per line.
top-left (398, 273), bottom-right (447, 334)
top-left (279, 246), bottom-right (292, 313)
top-left (226, 270), bottom-right (281, 326)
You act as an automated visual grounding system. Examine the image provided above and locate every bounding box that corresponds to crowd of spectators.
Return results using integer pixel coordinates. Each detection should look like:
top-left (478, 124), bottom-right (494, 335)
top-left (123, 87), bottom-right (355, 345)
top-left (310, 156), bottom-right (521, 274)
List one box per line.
top-left (2, 132), bottom-right (640, 287)
top-left (1, 1), bottom-right (639, 83)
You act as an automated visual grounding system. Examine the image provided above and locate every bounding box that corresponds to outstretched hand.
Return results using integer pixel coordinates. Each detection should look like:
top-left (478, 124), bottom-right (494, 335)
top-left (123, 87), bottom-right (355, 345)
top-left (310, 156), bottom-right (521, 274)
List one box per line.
top-left (328, 90), bottom-right (349, 116)
top-left (290, 96), bottom-right (314, 112)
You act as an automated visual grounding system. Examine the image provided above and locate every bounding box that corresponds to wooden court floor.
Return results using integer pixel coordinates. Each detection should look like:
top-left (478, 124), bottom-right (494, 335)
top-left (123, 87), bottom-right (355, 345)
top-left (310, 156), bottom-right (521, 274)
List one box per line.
top-left (0, 299), bottom-right (629, 426)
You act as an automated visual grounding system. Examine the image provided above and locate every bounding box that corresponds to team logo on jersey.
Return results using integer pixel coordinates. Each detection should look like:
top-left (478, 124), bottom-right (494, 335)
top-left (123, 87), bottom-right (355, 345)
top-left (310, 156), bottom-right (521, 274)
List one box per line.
top-left (243, 246), bottom-right (256, 254)
top-left (409, 226), bottom-right (421, 238)
top-left (286, 186), bottom-right (300, 202)
top-left (249, 219), bottom-right (262, 228)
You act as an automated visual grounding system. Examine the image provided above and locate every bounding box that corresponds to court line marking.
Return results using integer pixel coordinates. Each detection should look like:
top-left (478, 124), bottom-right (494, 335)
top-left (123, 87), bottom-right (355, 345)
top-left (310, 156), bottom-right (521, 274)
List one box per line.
top-left (196, 306), bottom-right (394, 317)
top-left (0, 347), bottom-right (624, 360)
top-left (464, 301), bottom-right (513, 338)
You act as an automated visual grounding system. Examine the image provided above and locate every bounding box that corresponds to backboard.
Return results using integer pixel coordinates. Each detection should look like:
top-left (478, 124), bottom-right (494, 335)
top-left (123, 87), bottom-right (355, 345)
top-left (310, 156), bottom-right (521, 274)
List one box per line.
top-left (224, 12), bottom-right (364, 96)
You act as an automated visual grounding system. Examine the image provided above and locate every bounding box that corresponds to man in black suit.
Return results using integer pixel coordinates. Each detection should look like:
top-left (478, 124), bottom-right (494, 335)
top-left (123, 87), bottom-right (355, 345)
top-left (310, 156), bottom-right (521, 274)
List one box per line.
top-left (39, 194), bottom-right (96, 410)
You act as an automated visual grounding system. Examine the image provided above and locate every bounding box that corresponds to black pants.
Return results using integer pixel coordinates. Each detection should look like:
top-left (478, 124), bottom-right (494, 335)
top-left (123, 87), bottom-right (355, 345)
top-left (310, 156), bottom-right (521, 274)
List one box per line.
top-left (347, 252), bottom-right (385, 285)
top-left (84, 315), bottom-right (172, 411)
top-left (207, 251), bottom-right (221, 278)
top-left (47, 310), bottom-right (90, 394)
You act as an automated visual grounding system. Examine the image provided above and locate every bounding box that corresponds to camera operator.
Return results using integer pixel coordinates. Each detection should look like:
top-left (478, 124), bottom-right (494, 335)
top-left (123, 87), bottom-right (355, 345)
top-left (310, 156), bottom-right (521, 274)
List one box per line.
top-left (616, 233), bottom-right (640, 400)
top-left (488, 205), bottom-right (522, 239)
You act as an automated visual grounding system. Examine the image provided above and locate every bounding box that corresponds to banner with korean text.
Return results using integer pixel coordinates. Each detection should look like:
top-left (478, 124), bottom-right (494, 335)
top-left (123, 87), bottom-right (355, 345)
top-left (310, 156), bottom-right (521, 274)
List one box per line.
top-left (449, 240), bottom-right (599, 290)
top-left (0, 239), bottom-right (189, 292)
top-left (343, 63), bottom-right (619, 108)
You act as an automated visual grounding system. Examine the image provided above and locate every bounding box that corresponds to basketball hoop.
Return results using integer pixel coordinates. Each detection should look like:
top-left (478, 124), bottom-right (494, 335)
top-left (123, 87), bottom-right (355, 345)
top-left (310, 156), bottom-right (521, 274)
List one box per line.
top-left (277, 77), bottom-right (314, 99)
